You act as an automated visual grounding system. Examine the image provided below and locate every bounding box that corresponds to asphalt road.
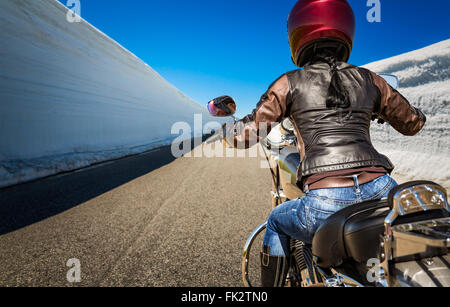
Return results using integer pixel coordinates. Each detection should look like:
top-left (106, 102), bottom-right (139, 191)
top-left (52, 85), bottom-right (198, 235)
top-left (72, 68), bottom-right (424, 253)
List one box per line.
top-left (0, 141), bottom-right (272, 286)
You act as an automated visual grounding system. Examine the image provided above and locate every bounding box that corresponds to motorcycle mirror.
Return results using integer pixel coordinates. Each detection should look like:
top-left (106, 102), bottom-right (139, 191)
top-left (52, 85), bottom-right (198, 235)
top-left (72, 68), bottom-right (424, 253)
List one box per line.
top-left (207, 96), bottom-right (237, 117)
top-left (379, 74), bottom-right (399, 89)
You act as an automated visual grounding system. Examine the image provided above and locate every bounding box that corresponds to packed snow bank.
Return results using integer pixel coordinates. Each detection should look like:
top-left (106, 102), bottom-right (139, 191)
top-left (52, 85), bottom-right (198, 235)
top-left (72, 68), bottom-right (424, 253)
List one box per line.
top-left (364, 39), bottom-right (450, 188)
top-left (0, 0), bottom-right (223, 188)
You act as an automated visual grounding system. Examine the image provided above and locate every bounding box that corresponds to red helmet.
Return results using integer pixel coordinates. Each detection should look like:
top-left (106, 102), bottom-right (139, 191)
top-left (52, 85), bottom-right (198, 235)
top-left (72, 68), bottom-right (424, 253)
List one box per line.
top-left (287, 0), bottom-right (356, 67)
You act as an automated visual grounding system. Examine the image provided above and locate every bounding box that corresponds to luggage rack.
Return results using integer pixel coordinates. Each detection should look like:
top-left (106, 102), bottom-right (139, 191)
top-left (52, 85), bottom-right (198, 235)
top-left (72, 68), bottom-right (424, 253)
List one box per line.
top-left (392, 217), bottom-right (449, 259)
top-left (379, 182), bottom-right (449, 286)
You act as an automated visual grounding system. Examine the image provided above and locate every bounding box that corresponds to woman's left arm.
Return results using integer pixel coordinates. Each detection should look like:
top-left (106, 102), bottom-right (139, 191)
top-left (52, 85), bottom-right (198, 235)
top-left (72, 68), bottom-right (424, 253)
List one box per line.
top-left (223, 74), bottom-right (291, 149)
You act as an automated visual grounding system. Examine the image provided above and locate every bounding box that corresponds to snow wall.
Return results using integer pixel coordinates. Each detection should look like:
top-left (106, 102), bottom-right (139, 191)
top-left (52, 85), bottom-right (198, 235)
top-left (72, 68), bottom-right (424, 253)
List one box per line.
top-left (0, 0), bottom-right (221, 188)
top-left (365, 39), bottom-right (450, 188)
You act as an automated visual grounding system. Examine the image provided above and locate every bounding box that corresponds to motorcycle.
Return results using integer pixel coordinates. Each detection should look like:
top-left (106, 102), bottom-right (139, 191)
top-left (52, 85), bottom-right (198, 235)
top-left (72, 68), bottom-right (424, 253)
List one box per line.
top-left (207, 75), bottom-right (450, 287)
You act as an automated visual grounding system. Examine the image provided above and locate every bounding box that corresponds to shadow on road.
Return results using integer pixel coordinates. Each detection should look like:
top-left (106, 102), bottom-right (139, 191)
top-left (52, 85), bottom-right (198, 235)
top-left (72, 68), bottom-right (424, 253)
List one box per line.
top-left (0, 136), bottom-right (211, 235)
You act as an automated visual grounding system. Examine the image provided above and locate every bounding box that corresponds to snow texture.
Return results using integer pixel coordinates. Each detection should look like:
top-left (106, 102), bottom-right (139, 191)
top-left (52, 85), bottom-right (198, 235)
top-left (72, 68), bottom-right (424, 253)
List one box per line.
top-left (0, 0), bottom-right (221, 188)
top-left (364, 39), bottom-right (450, 189)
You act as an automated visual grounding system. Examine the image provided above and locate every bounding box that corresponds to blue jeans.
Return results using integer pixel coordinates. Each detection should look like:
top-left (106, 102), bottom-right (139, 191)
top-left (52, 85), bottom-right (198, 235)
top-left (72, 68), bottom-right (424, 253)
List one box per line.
top-left (263, 174), bottom-right (398, 257)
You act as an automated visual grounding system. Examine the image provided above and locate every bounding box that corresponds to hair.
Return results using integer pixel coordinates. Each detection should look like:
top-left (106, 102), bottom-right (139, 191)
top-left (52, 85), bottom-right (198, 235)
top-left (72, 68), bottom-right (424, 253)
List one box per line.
top-left (308, 46), bottom-right (351, 110)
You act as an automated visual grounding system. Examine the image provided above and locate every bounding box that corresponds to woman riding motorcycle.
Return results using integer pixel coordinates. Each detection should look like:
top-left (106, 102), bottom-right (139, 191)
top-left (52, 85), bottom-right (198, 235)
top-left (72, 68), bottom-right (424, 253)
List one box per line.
top-left (223, 0), bottom-right (426, 287)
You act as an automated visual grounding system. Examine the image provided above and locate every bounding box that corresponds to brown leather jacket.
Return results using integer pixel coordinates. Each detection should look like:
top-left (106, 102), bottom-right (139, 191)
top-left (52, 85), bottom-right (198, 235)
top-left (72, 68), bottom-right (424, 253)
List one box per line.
top-left (225, 62), bottom-right (426, 189)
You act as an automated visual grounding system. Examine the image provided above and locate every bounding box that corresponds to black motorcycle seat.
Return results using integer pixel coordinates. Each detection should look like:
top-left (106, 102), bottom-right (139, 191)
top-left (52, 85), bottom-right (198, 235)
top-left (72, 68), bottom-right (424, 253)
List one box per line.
top-left (312, 198), bottom-right (390, 268)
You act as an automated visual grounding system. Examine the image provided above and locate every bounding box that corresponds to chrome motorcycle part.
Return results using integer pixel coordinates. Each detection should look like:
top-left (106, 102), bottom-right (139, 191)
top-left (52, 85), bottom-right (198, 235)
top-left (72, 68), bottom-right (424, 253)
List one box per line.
top-left (271, 189), bottom-right (287, 201)
top-left (392, 254), bottom-right (450, 287)
top-left (291, 239), bottom-right (311, 287)
top-left (281, 118), bottom-right (295, 134)
top-left (314, 265), bottom-right (363, 287)
top-left (207, 96), bottom-right (237, 117)
top-left (266, 123), bottom-right (296, 150)
top-left (324, 276), bottom-right (345, 287)
top-left (392, 217), bottom-right (449, 258)
top-left (329, 269), bottom-right (365, 287)
top-left (381, 182), bottom-right (449, 286)
top-left (260, 142), bottom-right (282, 208)
top-left (242, 222), bottom-right (267, 287)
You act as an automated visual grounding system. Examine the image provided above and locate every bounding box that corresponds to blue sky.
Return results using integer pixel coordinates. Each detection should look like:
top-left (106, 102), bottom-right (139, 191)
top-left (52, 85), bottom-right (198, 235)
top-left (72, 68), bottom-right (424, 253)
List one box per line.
top-left (69, 0), bottom-right (450, 117)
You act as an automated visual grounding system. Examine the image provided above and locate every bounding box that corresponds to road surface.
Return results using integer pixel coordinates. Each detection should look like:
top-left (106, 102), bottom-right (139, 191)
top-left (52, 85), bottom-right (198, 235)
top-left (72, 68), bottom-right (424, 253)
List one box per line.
top-left (0, 141), bottom-right (272, 286)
